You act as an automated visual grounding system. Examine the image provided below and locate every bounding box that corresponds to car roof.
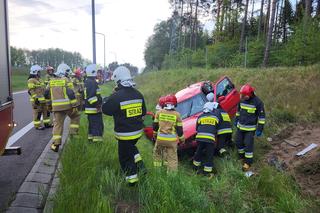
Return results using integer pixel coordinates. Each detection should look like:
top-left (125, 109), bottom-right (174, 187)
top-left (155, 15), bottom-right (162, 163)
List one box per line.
top-left (175, 82), bottom-right (204, 103)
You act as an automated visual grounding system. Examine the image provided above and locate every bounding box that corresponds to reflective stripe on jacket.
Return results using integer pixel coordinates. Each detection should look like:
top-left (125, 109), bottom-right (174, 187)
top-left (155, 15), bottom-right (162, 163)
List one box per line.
top-left (235, 95), bottom-right (265, 132)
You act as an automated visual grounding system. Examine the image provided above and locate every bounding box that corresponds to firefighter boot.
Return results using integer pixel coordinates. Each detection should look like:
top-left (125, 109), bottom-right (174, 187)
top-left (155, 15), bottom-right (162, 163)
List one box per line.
top-left (35, 126), bottom-right (45, 130)
top-left (219, 148), bottom-right (228, 158)
top-left (242, 163), bottom-right (251, 172)
top-left (50, 143), bottom-right (60, 152)
top-left (45, 123), bottom-right (53, 128)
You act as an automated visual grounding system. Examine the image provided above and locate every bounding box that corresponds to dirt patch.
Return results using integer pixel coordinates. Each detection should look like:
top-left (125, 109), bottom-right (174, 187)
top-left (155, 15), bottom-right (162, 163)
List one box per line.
top-left (266, 124), bottom-right (320, 197)
top-left (115, 201), bottom-right (139, 213)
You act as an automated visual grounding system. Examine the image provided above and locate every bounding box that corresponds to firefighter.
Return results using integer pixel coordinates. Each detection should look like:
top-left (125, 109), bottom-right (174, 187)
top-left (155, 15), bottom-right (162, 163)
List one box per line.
top-left (84, 64), bottom-right (104, 143)
top-left (193, 102), bottom-right (220, 176)
top-left (214, 97), bottom-right (233, 157)
top-left (153, 94), bottom-right (185, 172)
top-left (44, 66), bottom-right (55, 86)
top-left (235, 84), bottom-right (265, 171)
top-left (44, 63), bottom-right (80, 152)
top-left (44, 66), bottom-right (55, 127)
top-left (102, 66), bottom-right (146, 186)
top-left (71, 68), bottom-right (85, 111)
top-left (27, 65), bottom-right (50, 130)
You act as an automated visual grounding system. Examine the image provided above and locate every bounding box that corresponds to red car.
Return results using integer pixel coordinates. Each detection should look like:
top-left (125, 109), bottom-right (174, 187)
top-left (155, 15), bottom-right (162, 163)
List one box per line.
top-left (143, 76), bottom-right (240, 150)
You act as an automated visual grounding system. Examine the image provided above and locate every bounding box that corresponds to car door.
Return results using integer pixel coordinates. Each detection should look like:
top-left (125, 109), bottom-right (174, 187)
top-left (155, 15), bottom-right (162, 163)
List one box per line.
top-left (214, 76), bottom-right (240, 118)
top-left (143, 112), bottom-right (155, 141)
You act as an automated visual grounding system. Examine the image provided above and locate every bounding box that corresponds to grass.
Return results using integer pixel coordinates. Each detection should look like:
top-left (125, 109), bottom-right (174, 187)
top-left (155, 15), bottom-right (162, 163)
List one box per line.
top-left (53, 65), bottom-right (320, 212)
top-left (11, 69), bottom-right (29, 92)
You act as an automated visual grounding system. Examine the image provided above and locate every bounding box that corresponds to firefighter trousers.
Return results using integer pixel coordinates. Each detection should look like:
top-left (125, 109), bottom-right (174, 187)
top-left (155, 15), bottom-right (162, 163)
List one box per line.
top-left (32, 103), bottom-right (49, 128)
top-left (236, 129), bottom-right (254, 164)
top-left (193, 141), bottom-right (215, 173)
top-left (153, 139), bottom-right (178, 171)
top-left (217, 134), bottom-right (232, 155)
top-left (118, 139), bottom-right (144, 184)
top-left (87, 113), bottom-right (104, 142)
top-left (52, 109), bottom-right (80, 146)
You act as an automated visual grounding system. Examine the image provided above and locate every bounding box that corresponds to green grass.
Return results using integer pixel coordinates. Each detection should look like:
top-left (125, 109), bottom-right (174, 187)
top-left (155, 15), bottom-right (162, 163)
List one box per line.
top-left (53, 65), bottom-right (320, 212)
top-left (12, 69), bottom-right (29, 91)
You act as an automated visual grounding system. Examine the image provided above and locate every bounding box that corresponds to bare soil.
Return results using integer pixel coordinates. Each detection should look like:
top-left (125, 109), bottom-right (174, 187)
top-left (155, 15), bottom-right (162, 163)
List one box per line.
top-left (266, 124), bottom-right (320, 197)
top-left (115, 201), bottom-right (139, 213)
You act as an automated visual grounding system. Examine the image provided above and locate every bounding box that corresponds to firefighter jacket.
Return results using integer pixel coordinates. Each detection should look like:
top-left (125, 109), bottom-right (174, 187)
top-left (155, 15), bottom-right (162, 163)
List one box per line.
top-left (235, 95), bottom-right (265, 132)
top-left (84, 77), bottom-right (102, 114)
top-left (27, 77), bottom-right (46, 105)
top-left (44, 77), bottom-right (78, 112)
top-left (71, 76), bottom-right (84, 106)
top-left (215, 108), bottom-right (232, 135)
top-left (44, 74), bottom-right (55, 86)
top-left (153, 109), bottom-right (184, 142)
top-left (195, 111), bottom-right (220, 143)
top-left (102, 85), bottom-right (146, 141)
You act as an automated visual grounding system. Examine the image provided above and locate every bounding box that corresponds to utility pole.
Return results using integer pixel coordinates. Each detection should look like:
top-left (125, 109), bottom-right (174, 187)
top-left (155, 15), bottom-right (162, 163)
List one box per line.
top-left (96, 32), bottom-right (105, 69)
top-left (92, 0), bottom-right (96, 64)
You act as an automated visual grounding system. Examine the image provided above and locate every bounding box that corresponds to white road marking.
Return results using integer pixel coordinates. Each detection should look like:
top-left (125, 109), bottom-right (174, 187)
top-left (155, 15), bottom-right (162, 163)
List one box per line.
top-left (6, 122), bottom-right (34, 148)
top-left (13, 90), bottom-right (27, 95)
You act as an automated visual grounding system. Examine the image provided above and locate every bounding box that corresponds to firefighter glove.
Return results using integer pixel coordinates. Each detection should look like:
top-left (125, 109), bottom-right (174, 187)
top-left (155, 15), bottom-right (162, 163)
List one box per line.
top-left (256, 130), bottom-right (262, 137)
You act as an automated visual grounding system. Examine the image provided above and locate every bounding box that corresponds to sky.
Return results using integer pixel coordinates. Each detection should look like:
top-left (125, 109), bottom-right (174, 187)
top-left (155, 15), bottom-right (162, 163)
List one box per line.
top-left (8, 0), bottom-right (173, 70)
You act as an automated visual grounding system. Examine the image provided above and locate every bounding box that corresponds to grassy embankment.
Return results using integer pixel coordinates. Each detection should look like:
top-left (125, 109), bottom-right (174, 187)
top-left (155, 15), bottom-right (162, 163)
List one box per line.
top-left (11, 69), bottom-right (29, 92)
top-left (53, 65), bottom-right (320, 212)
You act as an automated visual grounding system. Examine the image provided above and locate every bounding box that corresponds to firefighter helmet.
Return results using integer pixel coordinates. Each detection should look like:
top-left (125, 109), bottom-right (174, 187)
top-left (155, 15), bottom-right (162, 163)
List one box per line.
top-left (164, 94), bottom-right (177, 107)
top-left (30, 65), bottom-right (42, 75)
top-left (201, 81), bottom-right (214, 95)
top-left (206, 92), bottom-right (214, 102)
top-left (86, 64), bottom-right (98, 77)
top-left (240, 84), bottom-right (255, 97)
top-left (55, 63), bottom-right (70, 77)
top-left (111, 66), bottom-right (132, 83)
top-left (46, 66), bottom-right (54, 72)
top-left (158, 96), bottom-right (167, 108)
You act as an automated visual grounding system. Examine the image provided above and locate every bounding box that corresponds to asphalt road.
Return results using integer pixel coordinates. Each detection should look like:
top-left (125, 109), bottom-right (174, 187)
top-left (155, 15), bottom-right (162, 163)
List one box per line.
top-left (0, 91), bottom-right (53, 211)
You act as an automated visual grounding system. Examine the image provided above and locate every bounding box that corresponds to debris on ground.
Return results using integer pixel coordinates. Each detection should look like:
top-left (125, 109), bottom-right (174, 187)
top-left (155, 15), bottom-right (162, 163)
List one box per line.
top-left (266, 125), bottom-right (320, 197)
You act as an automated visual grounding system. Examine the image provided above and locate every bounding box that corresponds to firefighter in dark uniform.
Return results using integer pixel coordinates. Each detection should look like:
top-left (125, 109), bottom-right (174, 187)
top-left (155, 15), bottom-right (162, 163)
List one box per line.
top-left (235, 84), bottom-right (265, 171)
top-left (193, 102), bottom-right (220, 176)
top-left (214, 97), bottom-right (233, 156)
top-left (102, 66), bottom-right (146, 186)
top-left (84, 64), bottom-right (104, 143)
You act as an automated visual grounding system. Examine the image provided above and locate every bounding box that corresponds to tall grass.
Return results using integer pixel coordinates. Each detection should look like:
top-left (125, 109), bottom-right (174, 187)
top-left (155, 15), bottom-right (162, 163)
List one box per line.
top-left (53, 66), bottom-right (320, 212)
top-left (12, 69), bottom-right (29, 91)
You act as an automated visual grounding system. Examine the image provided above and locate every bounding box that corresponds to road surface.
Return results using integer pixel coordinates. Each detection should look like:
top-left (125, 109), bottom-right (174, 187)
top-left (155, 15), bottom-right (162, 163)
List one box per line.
top-left (0, 91), bottom-right (53, 211)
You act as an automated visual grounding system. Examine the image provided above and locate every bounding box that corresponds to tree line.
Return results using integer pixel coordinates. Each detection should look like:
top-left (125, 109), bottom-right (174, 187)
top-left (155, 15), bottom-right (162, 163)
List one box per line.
top-left (144, 0), bottom-right (320, 71)
top-left (10, 47), bottom-right (139, 76)
top-left (10, 47), bottom-right (90, 69)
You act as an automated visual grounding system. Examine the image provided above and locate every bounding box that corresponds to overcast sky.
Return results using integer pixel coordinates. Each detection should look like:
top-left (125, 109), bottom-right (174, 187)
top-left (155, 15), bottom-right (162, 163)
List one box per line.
top-left (8, 0), bottom-right (173, 69)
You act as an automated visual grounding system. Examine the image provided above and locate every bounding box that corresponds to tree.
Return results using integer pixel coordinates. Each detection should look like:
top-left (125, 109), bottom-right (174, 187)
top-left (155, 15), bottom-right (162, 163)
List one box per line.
top-left (239, 0), bottom-right (250, 52)
top-left (257, 0), bottom-right (265, 39)
top-left (144, 20), bottom-right (171, 70)
top-left (263, 0), bottom-right (278, 67)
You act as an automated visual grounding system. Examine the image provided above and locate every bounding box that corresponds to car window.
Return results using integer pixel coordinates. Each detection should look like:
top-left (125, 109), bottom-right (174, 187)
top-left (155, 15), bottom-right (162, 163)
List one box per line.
top-left (216, 78), bottom-right (234, 98)
top-left (176, 94), bottom-right (206, 119)
top-left (190, 94), bottom-right (206, 116)
top-left (176, 99), bottom-right (192, 119)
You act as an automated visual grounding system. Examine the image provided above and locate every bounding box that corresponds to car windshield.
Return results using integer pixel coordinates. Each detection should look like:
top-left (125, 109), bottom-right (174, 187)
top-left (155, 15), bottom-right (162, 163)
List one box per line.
top-left (176, 93), bottom-right (206, 119)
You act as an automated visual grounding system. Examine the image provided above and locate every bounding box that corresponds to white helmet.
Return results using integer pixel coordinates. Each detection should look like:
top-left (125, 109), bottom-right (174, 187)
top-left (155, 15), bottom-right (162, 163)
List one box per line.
top-left (206, 92), bottom-right (214, 102)
top-left (86, 64), bottom-right (98, 77)
top-left (203, 102), bottom-right (215, 113)
top-left (111, 66), bottom-right (132, 83)
top-left (55, 63), bottom-right (71, 77)
top-left (30, 65), bottom-right (42, 75)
